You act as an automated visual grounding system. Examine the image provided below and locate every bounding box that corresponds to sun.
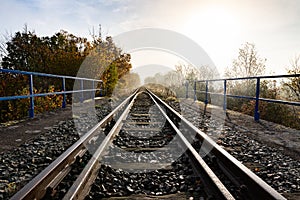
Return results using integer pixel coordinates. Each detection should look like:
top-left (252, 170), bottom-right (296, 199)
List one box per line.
top-left (182, 5), bottom-right (242, 74)
top-left (183, 5), bottom-right (240, 42)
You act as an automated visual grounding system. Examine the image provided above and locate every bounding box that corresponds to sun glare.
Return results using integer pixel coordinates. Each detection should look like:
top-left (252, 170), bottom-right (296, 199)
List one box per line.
top-left (130, 50), bottom-right (188, 70)
top-left (184, 5), bottom-right (240, 43)
top-left (182, 5), bottom-right (242, 74)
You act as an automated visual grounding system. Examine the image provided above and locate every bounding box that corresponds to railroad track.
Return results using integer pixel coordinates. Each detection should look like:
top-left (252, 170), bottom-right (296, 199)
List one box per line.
top-left (11, 87), bottom-right (286, 200)
top-left (179, 99), bottom-right (300, 198)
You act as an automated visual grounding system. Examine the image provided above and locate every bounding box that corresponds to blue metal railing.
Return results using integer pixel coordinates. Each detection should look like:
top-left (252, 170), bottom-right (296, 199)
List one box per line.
top-left (187, 74), bottom-right (300, 121)
top-left (0, 69), bottom-right (103, 118)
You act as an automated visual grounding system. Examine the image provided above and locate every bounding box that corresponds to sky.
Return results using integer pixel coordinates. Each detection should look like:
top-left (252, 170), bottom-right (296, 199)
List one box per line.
top-left (1, 0), bottom-right (300, 77)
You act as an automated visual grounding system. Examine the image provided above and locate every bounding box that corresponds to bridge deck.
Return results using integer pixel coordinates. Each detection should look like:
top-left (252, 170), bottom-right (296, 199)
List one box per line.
top-left (0, 98), bottom-right (298, 160)
top-left (0, 97), bottom-right (299, 199)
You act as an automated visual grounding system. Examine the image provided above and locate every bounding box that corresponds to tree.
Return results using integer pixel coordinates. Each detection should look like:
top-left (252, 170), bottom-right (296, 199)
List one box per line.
top-left (115, 53), bottom-right (132, 79)
top-left (77, 35), bottom-right (132, 97)
top-left (224, 42), bottom-right (266, 112)
top-left (0, 32), bottom-right (10, 63)
top-left (113, 73), bottom-right (141, 96)
top-left (0, 26), bottom-right (133, 122)
top-left (283, 55), bottom-right (300, 101)
top-left (280, 55), bottom-right (300, 128)
top-left (164, 71), bottom-right (183, 87)
top-left (225, 42), bottom-right (266, 78)
top-left (175, 63), bottom-right (199, 81)
top-left (102, 63), bottom-right (118, 96)
top-left (1, 27), bottom-right (132, 94)
top-left (225, 42), bottom-right (266, 95)
top-left (226, 42), bottom-right (266, 93)
top-left (144, 76), bottom-right (157, 84)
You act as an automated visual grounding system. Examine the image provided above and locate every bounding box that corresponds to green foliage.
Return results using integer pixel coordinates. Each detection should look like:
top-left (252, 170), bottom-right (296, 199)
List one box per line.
top-left (0, 85), bottom-right (63, 122)
top-left (113, 72), bottom-right (141, 96)
top-left (0, 26), bottom-right (132, 122)
top-left (225, 42), bottom-right (266, 95)
top-left (227, 80), bottom-right (300, 129)
top-left (145, 83), bottom-right (176, 99)
top-left (215, 44), bottom-right (299, 129)
top-left (34, 86), bottom-right (63, 113)
top-left (283, 55), bottom-right (300, 101)
top-left (103, 63), bottom-right (118, 96)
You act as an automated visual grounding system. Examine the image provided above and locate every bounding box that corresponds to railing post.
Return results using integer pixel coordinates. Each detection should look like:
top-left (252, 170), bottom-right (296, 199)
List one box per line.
top-left (205, 80), bottom-right (208, 105)
top-left (100, 81), bottom-right (102, 97)
top-left (29, 74), bottom-right (34, 118)
top-left (80, 79), bottom-right (84, 103)
top-left (99, 82), bottom-right (102, 96)
top-left (223, 80), bottom-right (227, 111)
top-left (185, 81), bottom-right (189, 99)
top-left (193, 80), bottom-right (197, 101)
top-left (92, 80), bottom-right (95, 99)
top-left (254, 78), bottom-right (260, 121)
top-left (62, 78), bottom-right (66, 108)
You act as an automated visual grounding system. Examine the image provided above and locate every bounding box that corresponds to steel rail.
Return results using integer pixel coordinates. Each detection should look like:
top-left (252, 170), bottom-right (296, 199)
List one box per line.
top-left (63, 90), bottom-right (234, 199)
top-left (147, 88), bottom-right (286, 200)
top-left (147, 92), bottom-right (235, 200)
top-left (63, 91), bottom-right (141, 200)
top-left (10, 91), bottom-right (137, 200)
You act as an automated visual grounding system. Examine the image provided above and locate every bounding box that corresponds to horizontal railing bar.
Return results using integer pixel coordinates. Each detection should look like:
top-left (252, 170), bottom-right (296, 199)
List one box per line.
top-left (259, 97), bottom-right (300, 106)
top-left (0, 89), bottom-right (102, 101)
top-left (0, 69), bottom-right (102, 82)
top-left (226, 94), bottom-right (256, 100)
top-left (224, 95), bottom-right (300, 106)
top-left (196, 73), bottom-right (300, 82)
top-left (196, 91), bottom-right (223, 96)
top-left (194, 91), bottom-right (300, 106)
top-left (0, 69), bottom-right (104, 118)
top-left (0, 95), bottom-right (30, 101)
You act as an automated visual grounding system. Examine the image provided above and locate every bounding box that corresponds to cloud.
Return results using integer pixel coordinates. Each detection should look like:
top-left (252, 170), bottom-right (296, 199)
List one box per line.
top-left (0, 0), bottom-right (135, 37)
top-left (0, 0), bottom-right (299, 75)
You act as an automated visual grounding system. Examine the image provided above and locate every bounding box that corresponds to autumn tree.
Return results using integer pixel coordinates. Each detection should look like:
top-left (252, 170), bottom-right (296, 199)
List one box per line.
top-left (280, 55), bottom-right (300, 128)
top-left (0, 27), bottom-right (132, 121)
top-left (0, 32), bottom-right (10, 63)
top-left (76, 35), bottom-right (133, 97)
top-left (175, 64), bottom-right (199, 82)
top-left (283, 55), bottom-right (300, 101)
top-left (225, 42), bottom-right (266, 95)
top-left (2, 30), bottom-right (42, 71)
top-left (113, 72), bottom-right (141, 97)
top-left (163, 71), bottom-right (183, 87)
top-left (225, 42), bottom-right (266, 78)
top-left (1, 27), bottom-right (132, 94)
top-left (1, 29), bottom-right (89, 91)
top-left (224, 42), bottom-right (266, 111)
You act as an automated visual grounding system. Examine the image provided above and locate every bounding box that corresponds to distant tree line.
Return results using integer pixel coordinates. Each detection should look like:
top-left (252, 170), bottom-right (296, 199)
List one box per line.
top-left (144, 42), bottom-right (300, 129)
top-left (224, 43), bottom-right (300, 129)
top-left (0, 26), bottom-right (135, 122)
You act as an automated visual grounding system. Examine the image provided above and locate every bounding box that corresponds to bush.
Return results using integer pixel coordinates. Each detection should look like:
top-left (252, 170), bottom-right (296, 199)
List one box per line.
top-left (0, 85), bottom-right (63, 123)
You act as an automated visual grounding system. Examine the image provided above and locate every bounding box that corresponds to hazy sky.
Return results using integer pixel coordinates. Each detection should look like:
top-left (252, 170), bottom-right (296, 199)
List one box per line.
top-left (1, 0), bottom-right (300, 76)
